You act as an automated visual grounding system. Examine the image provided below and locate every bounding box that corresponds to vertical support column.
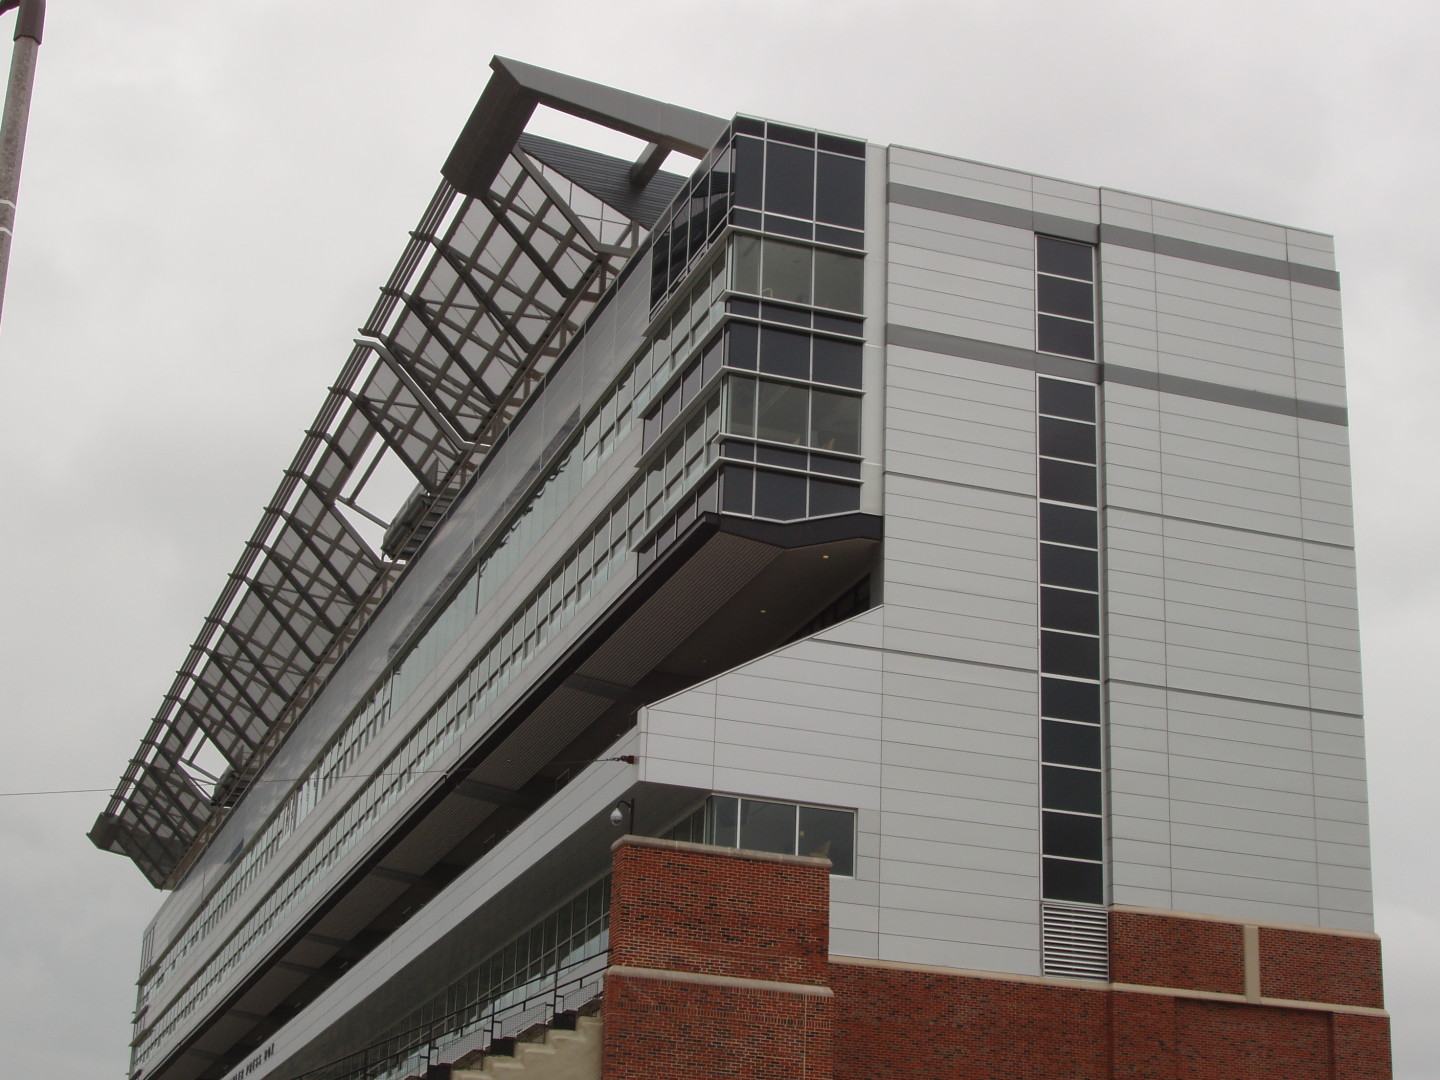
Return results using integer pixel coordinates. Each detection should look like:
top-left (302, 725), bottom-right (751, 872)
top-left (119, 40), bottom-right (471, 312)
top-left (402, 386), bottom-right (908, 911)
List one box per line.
top-left (603, 836), bottom-right (834, 1080)
top-left (0, 0), bottom-right (43, 327)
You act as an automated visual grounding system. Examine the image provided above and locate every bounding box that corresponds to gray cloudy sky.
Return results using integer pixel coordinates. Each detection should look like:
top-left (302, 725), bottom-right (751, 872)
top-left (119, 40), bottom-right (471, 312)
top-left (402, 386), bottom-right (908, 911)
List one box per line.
top-left (0, 1), bottom-right (1435, 1076)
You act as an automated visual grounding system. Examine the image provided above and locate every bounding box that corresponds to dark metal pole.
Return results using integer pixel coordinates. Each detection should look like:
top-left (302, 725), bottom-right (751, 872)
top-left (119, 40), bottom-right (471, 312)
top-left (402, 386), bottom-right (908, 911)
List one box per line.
top-left (0, 0), bottom-right (44, 328)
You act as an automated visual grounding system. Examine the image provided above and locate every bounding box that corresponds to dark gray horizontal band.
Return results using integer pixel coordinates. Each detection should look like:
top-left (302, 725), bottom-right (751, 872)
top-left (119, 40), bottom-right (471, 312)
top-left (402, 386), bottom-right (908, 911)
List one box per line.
top-left (1109, 678), bottom-right (1362, 720)
top-left (886, 324), bottom-right (1347, 427)
top-left (1104, 503), bottom-right (1354, 551)
top-left (888, 183), bottom-right (1340, 291)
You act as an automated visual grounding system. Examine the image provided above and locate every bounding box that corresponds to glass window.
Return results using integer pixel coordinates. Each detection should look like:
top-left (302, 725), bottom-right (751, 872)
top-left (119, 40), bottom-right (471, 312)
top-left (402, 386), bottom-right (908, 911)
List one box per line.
top-left (754, 469), bottom-right (807, 520)
top-left (1043, 856), bottom-right (1103, 905)
top-left (1043, 764), bottom-right (1103, 815)
top-left (761, 239), bottom-right (813, 305)
top-left (798, 805), bottom-right (855, 875)
top-left (1041, 587), bottom-right (1100, 635)
top-left (1038, 275), bottom-right (1094, 321)
top-left (1042, 719), bottom-right (1102, 769)
top-left (1041, 677), bottom-right (1100, 724)
top-left (812, 336), bottom-right (863, 388)
top-left (726, 321), bottom-right (758, 370)
top-left (730, 233), bottom-right (761, 294)
top-left (1039, 416), bottom-right (1097, 463)
top-left (755, 380), bottom-right (809, 444)
top-left (1040, 543), bottom-right (1098, 590)
top-left (732, 136), bottom-right (764, 210)
top-left (815, 153), bottom-right (865, 229)
top-left (1040, 503), bottom-right (1098, 547)
top-left (739, 798), bottom-right (797, 855)
top-left (726, 375), bottom-right (757, 438)
top-left (1039, 459), bottom-right (1097, 507)
top-left (813, 249), bottom-right (865, 312)
top-left (721, 464), bottom-right (754, 514)
top-left (1038, 378), bottom-right (1095, 422)
top-left (809, 389), bottom-right (861, 455)
top-left (759, 326), bottom-right (811, 380)
top-left (1037, 236), bottom-right (1094, 281)
top-left (1038, 315), bottom-right (1095, 360)
top-left (1041, 630), bottom-right (1100, 679)
top-left (708, 796), bottom-right (738, 847)
top-left (808, 477), bottom-right (860, 516)
top-left (1043, 811), bottom-right (1104, 861)
top-left (764, 141), bottom-right (816, 220)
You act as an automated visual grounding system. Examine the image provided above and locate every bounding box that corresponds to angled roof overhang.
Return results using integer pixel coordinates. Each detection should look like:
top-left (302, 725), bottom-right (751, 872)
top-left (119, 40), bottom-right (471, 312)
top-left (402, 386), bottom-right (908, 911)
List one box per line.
top-left (91, 60), bottom-right (728, 889)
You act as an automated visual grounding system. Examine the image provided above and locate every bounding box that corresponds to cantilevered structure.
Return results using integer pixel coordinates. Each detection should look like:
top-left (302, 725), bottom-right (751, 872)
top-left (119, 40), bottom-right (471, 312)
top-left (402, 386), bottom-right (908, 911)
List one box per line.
top-left (95, 58), bottom-right (1389, 1080)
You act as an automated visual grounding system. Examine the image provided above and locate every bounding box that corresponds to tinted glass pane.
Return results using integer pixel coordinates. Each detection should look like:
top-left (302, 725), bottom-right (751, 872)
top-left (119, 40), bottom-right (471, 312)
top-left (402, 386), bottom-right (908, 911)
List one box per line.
top-left (726, 375), bottom-right (756, 437)
top-left (812, 336), bottom-right (863, 387)
top-left (814, 250), bottom-right (865, 312)
top-left (765, 214), bottom-right (811, 240)
top-left (739, 798), bottom-right (796, 854)
top-left (1038, 314), bottom-right (1095, 360)
top-left (1043, 857), bottom-right (1103, 904)
top-left (1041, 677), bottom-right (1101, 723)
top-left (755, 469), bottom-right (808, 520)
top-left (764, 141), bottom-right (816, 219)
top-left (1041, 587), bottom-right (1099, 634)
top-left (759, 326), bottom-right (811, 380)
top-left (811, 455), bottom-right (863, 479)
top-left (1039, 416), bottom-right (1096, 463)
top-left (816, 153), bottom-right (866, 229)
top-left (726, 321), bottom-right (758, 370)
top-left (1038, 274), bottom-right (1094, 320)
top-left (810, 389), bottom-right (861, 455)
top-left (1042, 719), bottom-right (1102, 768)
top-left (755, 381), bottom-right (809, 444)
top-left (721, 465), bottom-right (753, 514)
top-left (756, 444), bottom-right (807, 470)
top-left (710, 794), bottom-right (737, 846)
top-left (1038, 378), bottom-right (1095, 421)
top-left (813, 313), bottom-right (864, 336)
top-left (1040, 543), bottom-right (1098, 589)
top-left (1037, 236), bottom-right (1094, 281)
top-left (1040, 503), bottom-right (1098, 547)
top-left (1043, 764), bottom-right (1103, 815)
top-left (1039, 459), bottom-right (1097, 506)
top-left (733, 117), bottom-right (764, 136)
top-left (763, 303), bottom-right (810, 328)
top-left (1043, 811), bottom-right (1104, 861)
top-left (730, 233), bottom-right (761, 294)
top-left (768, 124), bottom-right (816, 148)
top-left (816, 224), bottom-right (865, 249)
top-left (732, 136), bottom-right (764, 209)
top-left (762, 239), bottom-right (812, 305)
top-left (808, 477), bottom-right (860, 516)
top-left (798, 806), bottom-right (855, 875)
top-left (817, 133), bottom-right (866, 157)
top-left (1042, 630), bottom-right (1100, 679)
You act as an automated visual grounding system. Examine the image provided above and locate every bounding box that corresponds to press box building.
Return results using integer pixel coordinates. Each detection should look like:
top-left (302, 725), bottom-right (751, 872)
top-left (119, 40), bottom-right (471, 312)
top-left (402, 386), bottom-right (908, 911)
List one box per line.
top-left (91, 59), bottom-right (1389, 1080)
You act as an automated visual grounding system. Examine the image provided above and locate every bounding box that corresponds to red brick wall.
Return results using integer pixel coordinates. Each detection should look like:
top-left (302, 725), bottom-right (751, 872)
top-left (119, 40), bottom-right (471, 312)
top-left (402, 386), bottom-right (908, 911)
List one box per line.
top-left (1260, 927), bottom-right (1385, 1009)
top-left (1110, 910), bottom-right (1245, 995)
top-left (1174, 998), bottom-right (1332, 1079)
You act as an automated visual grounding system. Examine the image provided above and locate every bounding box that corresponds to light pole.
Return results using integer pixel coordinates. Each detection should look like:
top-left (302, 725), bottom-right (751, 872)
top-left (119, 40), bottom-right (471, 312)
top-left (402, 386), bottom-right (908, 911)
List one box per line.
top-left (0, 0), bottom-right (43, 328)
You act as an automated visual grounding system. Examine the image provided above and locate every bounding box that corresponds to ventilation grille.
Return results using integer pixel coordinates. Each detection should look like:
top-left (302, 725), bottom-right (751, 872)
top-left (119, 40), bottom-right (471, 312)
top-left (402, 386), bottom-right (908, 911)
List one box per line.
top-left (1042, 903), bottom-right (1109, 980)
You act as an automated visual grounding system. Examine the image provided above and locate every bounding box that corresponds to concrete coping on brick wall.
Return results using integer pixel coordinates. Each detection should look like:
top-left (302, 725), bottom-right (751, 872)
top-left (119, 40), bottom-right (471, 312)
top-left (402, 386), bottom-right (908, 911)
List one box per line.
top-left (610, 834), bottom-right (833, 869)
top-left (1110, 905), bottom-right (1381, 940)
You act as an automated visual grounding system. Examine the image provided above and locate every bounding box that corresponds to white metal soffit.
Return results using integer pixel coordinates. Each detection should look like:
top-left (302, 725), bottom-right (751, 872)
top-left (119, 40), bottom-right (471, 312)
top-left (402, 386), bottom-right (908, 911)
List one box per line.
top-left (90, 57), bottom-right (726, 888)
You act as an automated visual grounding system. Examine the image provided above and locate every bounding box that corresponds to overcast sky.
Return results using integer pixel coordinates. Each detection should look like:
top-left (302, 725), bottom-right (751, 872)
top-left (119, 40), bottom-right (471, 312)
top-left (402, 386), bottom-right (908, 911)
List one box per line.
top-left (0, 1), bottom-right (1435, 1077)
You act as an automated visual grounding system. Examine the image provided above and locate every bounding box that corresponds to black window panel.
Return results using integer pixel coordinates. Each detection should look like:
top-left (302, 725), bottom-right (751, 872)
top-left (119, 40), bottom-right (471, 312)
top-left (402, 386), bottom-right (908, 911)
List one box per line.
top-left (1039, 416), bottom-right (1097, 463)
top-left (643, 409), bottom-right (663, 450)
top-left (759, 326), bottom-right (812, 380)
top-left (1043, 811), bottom-right (1104, 861)
top-left (816, 225), bottom-right (866, 250)
top-left (1042, 630), bottom-right (1100, 679)
top-left (799, 805), bottom-right (855, 875)
top-left (768, 124), bottom-right (816, 148)
top-left (1040, 543), bottom-right (1098, 590)
top-left (762, 303), bottom-right (811, 328)
top-left (1042, 719), bottom-right (1102, 768)
top-left (811, 454), bottom-right (862, 480)
top-left (730, 207), bottom-right (763, 230)
top-left (1039, 459), bottom-right (1097, 506)
top-left (813, 313), bottom-right (865, 336)
top-left (1038, 314), bottom-right (1095, 360)
top-left (1040, 503), bottom-right (1098, 548)
top-left (754, 469), bottom-right (808, 520)
top-left (733, 117), bottom-right (764, 137)
top-left (732, 136), bottom-right (765, 209)
top-left (817, 133), bottom-right (866, 157)
top-left (721, 465), bottom-right (754, 514)
top-left (702, 338), bottom-right (725, 384)
top-left (756, 444), bottom-right (808, 470)
top-left (1043, 764), bottom-right (1103, 815)
top-left (681, 360), bottom-right (703, 407)
top-left (649, 241), bottom-right (668, 308)
top-left (1041, 587), bottom-right (1099, 635)
top-left (727, 298), bottom-right (760, 319)
top-left (739, 798), bottom-right (797, 854)
top-left (812, 336), bottom-right (864, 388)
top-left (1038, 274), bottom-right (1094, 321)
top-left (709, 794), bottom-right (740, 845)
top-left (816, 153), bottom-right (866, 229)
top-left (720, 439), bottom-right (755, 461)
top-left (1043, 857), bottom-right (1104, 905)
top-left (808, 477), bottom-right (860, 517)
top-left (764, 142), bottom-right (816, 220)
top-left (1037, 236), bottom-right (1094, 281)
top-left (1041, 677), bottom-right (1101, 724)
top-left (764, 214), bottom-right (812, 240)
top-left (725, 322), bottom-right (759, 370)
top-left (1038, 378), bottom-right (1095, 422)
top-left (660, 388), bottom-right (681, 429)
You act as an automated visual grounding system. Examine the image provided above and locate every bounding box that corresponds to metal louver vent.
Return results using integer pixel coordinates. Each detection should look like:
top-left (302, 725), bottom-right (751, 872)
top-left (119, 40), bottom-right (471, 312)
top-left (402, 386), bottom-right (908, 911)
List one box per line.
top-left (1041, 903), bottom-right (1109, 980)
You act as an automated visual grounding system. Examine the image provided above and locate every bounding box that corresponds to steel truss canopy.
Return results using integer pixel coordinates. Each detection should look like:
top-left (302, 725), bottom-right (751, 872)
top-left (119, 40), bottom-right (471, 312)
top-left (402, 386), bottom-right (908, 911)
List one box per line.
top-left (90, 58), bottom-right (728, 888)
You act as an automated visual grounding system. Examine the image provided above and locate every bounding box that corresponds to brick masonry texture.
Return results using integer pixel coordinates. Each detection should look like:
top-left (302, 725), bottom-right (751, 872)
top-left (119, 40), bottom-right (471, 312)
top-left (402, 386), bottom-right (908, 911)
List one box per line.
top-left (602, 841), bottom-right (1391, 1079)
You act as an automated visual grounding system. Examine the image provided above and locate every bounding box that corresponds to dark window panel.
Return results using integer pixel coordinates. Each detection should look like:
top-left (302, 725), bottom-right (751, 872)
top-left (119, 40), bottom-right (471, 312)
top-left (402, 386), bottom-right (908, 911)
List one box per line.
top-left (701, 337), bottom-right (725, 384)
top-left (1041, 630), bottom-right (1100, 679)
top-left (764, 142), bottom-right (816, 220)
top-left (739, 798), bottom-right (798, 854)
top-left (730, 207), bottom-right (763, 230)
top-left (709, 795), bottom-right (740, 846)
top-left (798, 805), bottom-right (855, 875)
top-left (643, 408), bottom-right (663, 450)
top-left (761, 239), bottom-right (813, 305)
top-left (1040, 503), bottom-right (1098, 548)
top-left (814, 249), bottom-right (865, 312)
top-left (817, 133), bottom-right (866, 158)
top-left (733, 117), bottom-right (765, 137)
top-left (813, 312), bottom-right (865, 337)
top-left (727, 298), bottom-right (761, 319)
top-left (1041, 677), bottom-right (1101, 724)
top-left (812, 336), bottom-right (864, 388)
top-left (816, 153), bottom-right (866, 229)
top-left (768, 124), bottom-right (816, 148)
top-left (755, 380), bottom-right (809, 444)
top-left (1039, 416), bottom-right (1097, 464)
top-left (1042, 719), bottom-right (1102, 769)
top-left (759, 326), bottom-right (812, 380)
top-left (1040, 543), bottom-right (1099, 590)
top-left (1038, 274), bottom-right (1095, 321)
top-left (816, 224), bottom-right (866, 249)
top-left (764, 214), bottom-right (812, 240)
top-left (1039, 458), bottom-right (1097, 507)
top-left (754, 469), bottom-right (808, 520)
top-left (1038, 314), bottom-right (1096, 360)
top-left (726, 322), bottom-right (759, 370)
top-left (1043, 764), bottom-right (1103, 815)
top-left (721, 465), bottom-right (754, 514)
top-left (1043, 811), bottom-right (1104, 861)
top-left (732, 136), bottom-right (765, 209)
top-left (808, 477), bottom-right (860, 517)
top-left (730, 233), bottom-right (761, 294)
top-left (1043, 857), bottom-right (1104, 905)
top-left (681, 359), bottom-right (703, 407)
top-left (1038, 377), bottom-right (1096, 422)
top-left (1037, 236), bottom-right (1094, 281)
top-left (1041, 587), bottom-right (1100, 635)
top-left (810, 389), bottom-right (862, 455)
top-left (756, 444), bottom-right (808, 470)
top-left (761, 303), bottom-right (811, 328)
top-left (720, 439), bottom-right (754, 461)
top-left (811, 454), bottom-right (863, 480)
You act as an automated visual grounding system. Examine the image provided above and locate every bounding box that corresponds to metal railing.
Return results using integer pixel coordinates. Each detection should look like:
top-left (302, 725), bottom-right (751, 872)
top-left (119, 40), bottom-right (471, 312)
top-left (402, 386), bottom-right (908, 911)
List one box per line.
top-left (290, 953), bottom-right (607, 1080)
